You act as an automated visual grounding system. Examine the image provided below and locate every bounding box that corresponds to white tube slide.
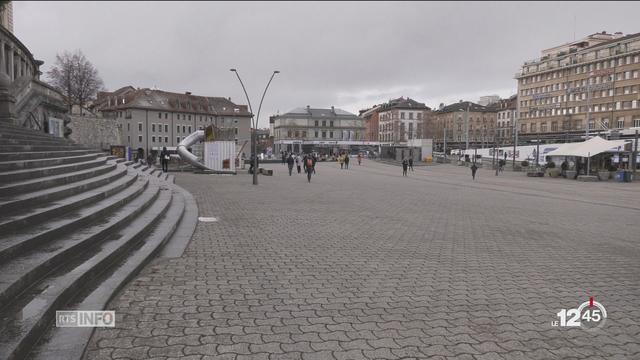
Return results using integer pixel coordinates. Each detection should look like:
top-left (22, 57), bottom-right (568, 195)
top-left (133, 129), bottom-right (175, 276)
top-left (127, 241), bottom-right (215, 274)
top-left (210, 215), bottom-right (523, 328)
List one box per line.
top-left (177, 130), bottom-right (213, 170)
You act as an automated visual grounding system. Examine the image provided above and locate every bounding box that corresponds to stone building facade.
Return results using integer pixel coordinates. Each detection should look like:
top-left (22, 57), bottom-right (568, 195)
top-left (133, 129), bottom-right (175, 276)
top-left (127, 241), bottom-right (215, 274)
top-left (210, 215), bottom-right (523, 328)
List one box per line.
top-left (95, 87), bottom-right (252, 157)
top-left (359, 105), bottom-right (380, 142)
top-left (67, 114), bottom-right (122, 150)
top-left (515, 31), bottom-right (640, 143)
top-left (431, 101), bottom-right (497, 152)
top-left (272, 106), bottom-right (366, 154)
top-left (0, 6), bottom-right (68, 133)
top-left (377, 97), bottom-right (430, 144)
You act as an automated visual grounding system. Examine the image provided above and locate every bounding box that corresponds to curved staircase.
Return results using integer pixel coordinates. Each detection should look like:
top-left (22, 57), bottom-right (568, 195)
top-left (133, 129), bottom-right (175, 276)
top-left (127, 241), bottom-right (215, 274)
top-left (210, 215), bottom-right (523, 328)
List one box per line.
top-left (0, 122), bottom-right (196, 359)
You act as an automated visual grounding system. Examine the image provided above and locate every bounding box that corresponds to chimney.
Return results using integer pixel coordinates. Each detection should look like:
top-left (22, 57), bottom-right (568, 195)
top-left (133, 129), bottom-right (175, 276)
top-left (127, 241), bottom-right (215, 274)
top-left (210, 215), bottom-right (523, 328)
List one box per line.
top-left (306, 105), bottom-right (311, 113)
top-left (331, 106), bottom-right (335, 113)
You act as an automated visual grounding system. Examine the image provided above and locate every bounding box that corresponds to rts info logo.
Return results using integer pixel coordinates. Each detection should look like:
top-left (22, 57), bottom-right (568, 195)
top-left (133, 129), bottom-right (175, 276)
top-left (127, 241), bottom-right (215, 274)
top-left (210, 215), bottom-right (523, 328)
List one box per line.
top-left (552, 297), bottom-right (607, 331)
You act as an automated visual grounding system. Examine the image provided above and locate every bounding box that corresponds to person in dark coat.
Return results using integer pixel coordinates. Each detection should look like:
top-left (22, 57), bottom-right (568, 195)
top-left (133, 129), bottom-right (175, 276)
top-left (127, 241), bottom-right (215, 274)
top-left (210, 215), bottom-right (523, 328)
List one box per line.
top-left (471, 163), bottom-right (478, 180)
top-left (402, 158), bottom-right (408, 176)
top-left (303, 154), bottom-right (315, 182)
top-left (160, 147), bottom-right (170, 172)
top-left (344, 153), bottom-right (350, 169)
top-left (287, 154), bottom-right (295, 176)
top-left (408, 157), bottom-right (414, 171)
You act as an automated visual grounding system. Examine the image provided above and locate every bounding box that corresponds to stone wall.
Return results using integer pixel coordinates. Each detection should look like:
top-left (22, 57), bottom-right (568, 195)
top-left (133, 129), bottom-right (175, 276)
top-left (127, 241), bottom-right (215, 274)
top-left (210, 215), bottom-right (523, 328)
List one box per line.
top-left (68, 115), bottom-right (122, 150)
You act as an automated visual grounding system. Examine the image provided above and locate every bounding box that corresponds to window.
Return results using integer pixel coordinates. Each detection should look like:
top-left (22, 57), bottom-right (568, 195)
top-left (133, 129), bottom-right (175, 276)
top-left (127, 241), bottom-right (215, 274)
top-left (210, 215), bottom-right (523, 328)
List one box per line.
top-left (188, 126), bottom-right (192, 133)
top-left (617, 117), bottom-right (625, 129)
top-left (329, 131), bottom-right (333, 138)
top-left (188, 115), bottom-right (191, 121)
top-left (401, 112), bottom-right (405, 119)
top-left (127, 123), bottom-right (130, 131)
top-left (138, 135), bottom-right (142, 142)
top-left (330, 121), bottom-right (334, 127)
top-left (530, 123), bottom-right (536, 132)
top-left (182, 126), bottom-right (186, 133)
top-left (521, 124), bottom-right (526, 132)
top-left (165, 113), bottom-right (168, 119)
top-left (417, 113), bottom-right (422, 120)
top-left (127, 136), bottom-right (130, 144)
top-left (165, 125), bottom-right (168, 132)
top-left (589, 121), bottom-right (595, 129)
top-left (165, 136), bottom-right (168, 143)
top-left (152, 136), bottom-right (156, 143)
top-left (634, 118), bottom-right (640, 127)
top-left (322, 120), bottom-right (326, 127)
top-left (551, 121), bottom-right (558, 132)
top-left (138, 123), bottom-right (142, 132)
top-left (409, 113), bottom-right (413, 120)
top-left (314, 131), bottom-right (318, 138)
top-left (177, 137), bottom-right (180, 143)
top-left (541, 123), bottom-right (547, 132)
top-left (314, 120), bottom-right (319, 126)
top-left (158, 124), bottom-right (162, 133)
top-left (322, 131), bottom-right (326, 138)
top-left (234, 128), bottom-right (238, 135)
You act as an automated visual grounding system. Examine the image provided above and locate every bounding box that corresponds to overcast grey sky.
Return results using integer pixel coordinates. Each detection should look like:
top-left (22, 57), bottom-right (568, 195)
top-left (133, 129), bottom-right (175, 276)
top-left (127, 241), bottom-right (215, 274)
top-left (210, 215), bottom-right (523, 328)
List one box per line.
top-left (14, 1), bottom-right (640, 127)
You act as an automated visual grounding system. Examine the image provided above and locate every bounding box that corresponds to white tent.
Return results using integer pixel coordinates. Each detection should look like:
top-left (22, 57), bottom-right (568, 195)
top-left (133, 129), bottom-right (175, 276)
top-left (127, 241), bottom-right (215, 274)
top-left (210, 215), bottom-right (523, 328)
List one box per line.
top-left (545, 136), bottom-right (630, 158)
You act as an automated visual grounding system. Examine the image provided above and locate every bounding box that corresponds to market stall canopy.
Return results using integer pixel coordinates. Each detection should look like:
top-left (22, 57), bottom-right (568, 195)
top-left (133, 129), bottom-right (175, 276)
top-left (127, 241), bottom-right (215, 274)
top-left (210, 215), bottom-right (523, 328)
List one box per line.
top-left (546, 136), bottom-right (630, 158)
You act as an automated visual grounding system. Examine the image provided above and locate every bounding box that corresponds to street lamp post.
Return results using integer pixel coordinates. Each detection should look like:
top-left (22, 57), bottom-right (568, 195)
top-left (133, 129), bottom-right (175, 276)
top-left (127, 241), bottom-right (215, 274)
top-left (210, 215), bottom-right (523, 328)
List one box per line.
top-left (230, 69), bottom-right (280, 185)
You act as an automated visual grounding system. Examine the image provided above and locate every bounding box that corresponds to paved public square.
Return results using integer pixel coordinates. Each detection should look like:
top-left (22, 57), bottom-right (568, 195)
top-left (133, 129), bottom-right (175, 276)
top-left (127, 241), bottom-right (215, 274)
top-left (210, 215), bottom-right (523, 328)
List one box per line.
top-left (86, 160), bottom-right (640, 360)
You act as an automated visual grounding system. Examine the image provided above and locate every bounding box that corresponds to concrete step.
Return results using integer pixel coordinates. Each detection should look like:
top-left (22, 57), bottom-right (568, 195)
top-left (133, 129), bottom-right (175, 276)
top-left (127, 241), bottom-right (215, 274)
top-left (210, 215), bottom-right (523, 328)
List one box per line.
top-left (0, 136), bottom-right (74, 146)
top-left (0, 153), bottom-right (101, 172)
top-left (0, 170), bottom-right (138, 234)
top-left (31, 187), bottom-right (186, 359)
top-left (0, 162), bottom-right (116, 197)
top-left (0, 144), bottom-right (86, 152)
top-left (0, 164), bottom-right (127, 215)
top-left (0, 150), bottom-right (96, 161)
top-left (0, 177), bottom-right (173, 360)
top-left (0, 173), bottom-right (148, 265)
top-left (0, 176), bottom-right (159, 311)
top-left (0, 157), bottom-right (108, 184)
top-left (0, 126), bottom-right (68, 141)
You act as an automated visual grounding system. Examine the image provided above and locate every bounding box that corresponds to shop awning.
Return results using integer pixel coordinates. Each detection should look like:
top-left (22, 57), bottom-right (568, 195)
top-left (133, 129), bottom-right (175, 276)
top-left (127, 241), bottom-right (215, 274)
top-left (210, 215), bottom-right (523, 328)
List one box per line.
top-left (546, 136), bottom-right (630, 158)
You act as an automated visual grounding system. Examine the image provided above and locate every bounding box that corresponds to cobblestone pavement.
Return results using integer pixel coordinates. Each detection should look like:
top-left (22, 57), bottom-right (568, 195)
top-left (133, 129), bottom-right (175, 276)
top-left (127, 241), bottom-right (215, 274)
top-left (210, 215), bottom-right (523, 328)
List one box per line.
top-left (86, 160), bottom-right (640, 360)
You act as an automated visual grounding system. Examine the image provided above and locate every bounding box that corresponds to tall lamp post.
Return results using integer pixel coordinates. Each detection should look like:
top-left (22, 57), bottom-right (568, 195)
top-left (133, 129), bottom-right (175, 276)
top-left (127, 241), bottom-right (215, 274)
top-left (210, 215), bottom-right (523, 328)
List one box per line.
top-left (230, 69), bottom-right (280, 185)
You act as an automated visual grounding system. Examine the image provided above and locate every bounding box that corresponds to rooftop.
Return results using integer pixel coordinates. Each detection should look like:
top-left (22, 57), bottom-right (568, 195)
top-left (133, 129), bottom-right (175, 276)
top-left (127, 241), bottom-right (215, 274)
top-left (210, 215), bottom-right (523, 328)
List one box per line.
top-left (95, 87), bottom-right (251, 116)
top-left (282, 106), bottom-right (359, 118)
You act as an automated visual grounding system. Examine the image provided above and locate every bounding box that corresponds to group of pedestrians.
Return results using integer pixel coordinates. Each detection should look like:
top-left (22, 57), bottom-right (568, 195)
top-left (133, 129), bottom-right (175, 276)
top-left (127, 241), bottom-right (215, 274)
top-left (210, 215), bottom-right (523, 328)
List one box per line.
top-left (401, 157), bottom-right (414, 176)
top-left (283, 152), bottom-right (317, 182)
top-left (337, 153), bottom-right (350, 169)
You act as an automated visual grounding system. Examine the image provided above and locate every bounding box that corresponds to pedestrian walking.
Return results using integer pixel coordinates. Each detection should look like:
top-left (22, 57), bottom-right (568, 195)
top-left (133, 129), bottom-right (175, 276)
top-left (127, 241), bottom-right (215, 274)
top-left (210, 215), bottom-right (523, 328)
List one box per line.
top-left (312, 153), bottom-right (317, 174)
top-left (339, 154), bottom-right (344, 169)
top-left (471, 163), bottom-right (478, 180)
top-left (402, 158), bottom-right (408, 176)
top-left (160, 146), bottom-right (170, 172)
top-left (304, 154), bottom-right (315, 182)
top-left (287, 154), bottom-right (294, 176)
top-left (344, 153), bottom-right (350, 169)
top-left (357, 153), bottom-right (362, 166)
top-left (282, 152), bottom-right (286, 165)
top-left (295, 154), bottom-right (301, 174)
top-left (408, 157), bottom-right (414, 171)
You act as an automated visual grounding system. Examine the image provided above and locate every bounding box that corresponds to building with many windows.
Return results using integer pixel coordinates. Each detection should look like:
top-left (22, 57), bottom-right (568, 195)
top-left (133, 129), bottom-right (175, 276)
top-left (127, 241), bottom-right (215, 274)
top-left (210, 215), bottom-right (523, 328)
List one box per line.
top-left (495, 95), bottom-right (518, 145)
top-left (515, 31), bottom-right (640, 143)
top-left (95, 87), bottom-right (252, 157)
top-left (377, 97), bottom-right (430, 144)
top-left (272, 106), bottom-right (366, 155)
top-left (431, 101), bottom-right (497, 152)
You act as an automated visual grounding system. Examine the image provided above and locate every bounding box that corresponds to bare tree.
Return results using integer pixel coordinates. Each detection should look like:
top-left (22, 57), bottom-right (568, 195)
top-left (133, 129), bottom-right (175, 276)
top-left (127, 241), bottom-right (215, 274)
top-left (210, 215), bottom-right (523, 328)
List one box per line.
top-left (47, 50), bottom-right (105, 114)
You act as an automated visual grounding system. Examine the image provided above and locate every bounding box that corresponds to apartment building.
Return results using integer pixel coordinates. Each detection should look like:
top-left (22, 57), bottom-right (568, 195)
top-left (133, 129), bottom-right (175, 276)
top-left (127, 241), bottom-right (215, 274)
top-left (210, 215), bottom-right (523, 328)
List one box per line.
top-left (515, 31), bottom-right (640, 142)
top-left (95, 87), bottom-right (252, 156)
top-left (495, 95), bottom-right (518, 145)
top-left (377, 97), bottom-right (430, 144)
top-left (431, 101), bottom-right (497, 152)
top-left (359, 105), bottom-right (381, 142)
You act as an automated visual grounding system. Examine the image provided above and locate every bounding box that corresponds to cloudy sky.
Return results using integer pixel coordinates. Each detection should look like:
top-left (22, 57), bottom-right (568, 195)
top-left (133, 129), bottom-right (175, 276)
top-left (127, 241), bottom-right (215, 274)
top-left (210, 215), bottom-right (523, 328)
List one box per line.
top-left (15, 1), bottom-right (640, 127)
